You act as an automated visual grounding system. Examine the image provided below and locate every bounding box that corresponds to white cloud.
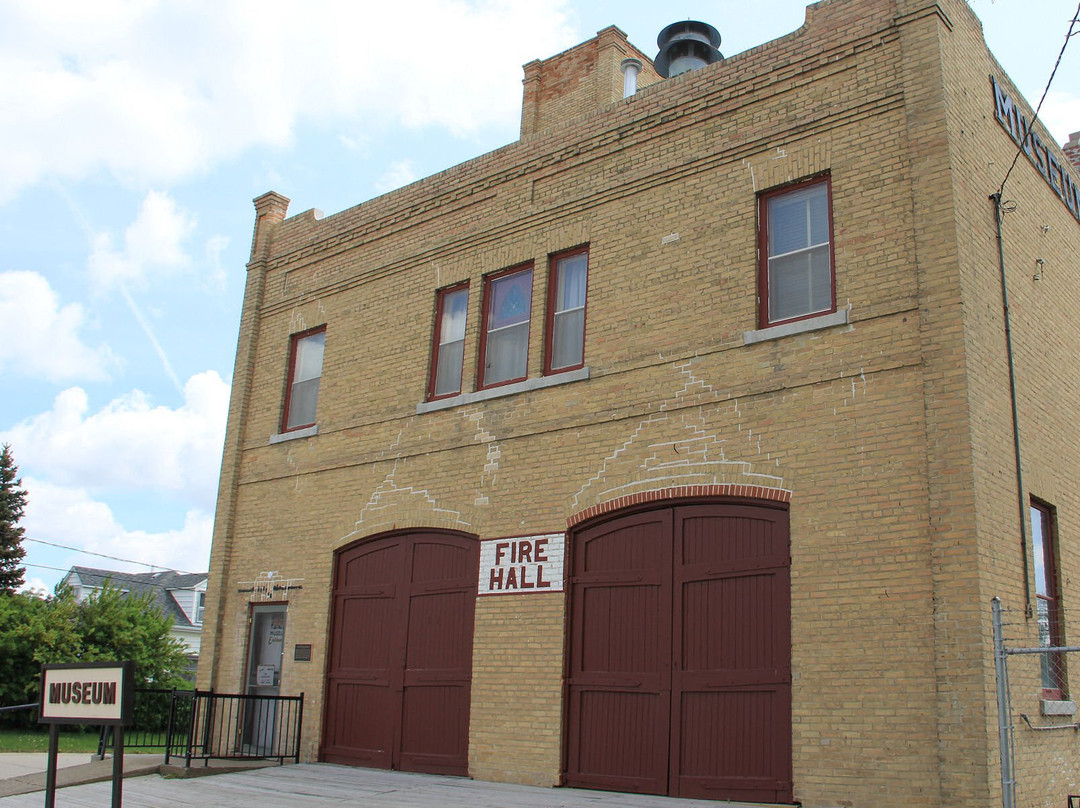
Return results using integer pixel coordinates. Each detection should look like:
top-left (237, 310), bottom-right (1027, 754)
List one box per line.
top-left (19, 576), bottom-right (53, 598)
top-left (0, 0), bottom-right (575, 202)
top-left (376, 160), bottom-right (419, 194)
top-left (0, 271), bottom-right (117, 382)
top-left (88, 190), bottom-right (196, 291)
top-left (1041, 89), bottom-right (1080, 146)
top-left (22, 478), bottom-right (213, 577)
top-left (204, 235), bottom-right (230, 291)
top-left (1, 371), bottom-right (230, 510)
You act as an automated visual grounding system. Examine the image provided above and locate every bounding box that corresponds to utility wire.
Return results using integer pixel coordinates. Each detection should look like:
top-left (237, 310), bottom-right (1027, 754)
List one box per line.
top-left (25, 537), bottom-right (201, 576)
top-left (998, 1), bottom-right (1080, 195)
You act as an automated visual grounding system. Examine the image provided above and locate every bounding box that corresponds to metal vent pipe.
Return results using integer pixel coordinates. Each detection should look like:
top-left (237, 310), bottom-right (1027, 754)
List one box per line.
top-left (654, 20), bottom-right (722, 78)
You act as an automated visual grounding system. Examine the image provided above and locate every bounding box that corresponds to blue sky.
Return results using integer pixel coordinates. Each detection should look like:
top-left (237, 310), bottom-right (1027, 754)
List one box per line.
top-left (2, 0), bottom-right (1078, 594)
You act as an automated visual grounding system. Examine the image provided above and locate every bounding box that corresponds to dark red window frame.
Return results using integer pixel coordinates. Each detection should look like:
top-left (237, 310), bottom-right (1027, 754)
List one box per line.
top-left (544, 245), bottom-right (589, 376)
top-left (477, 263), bottom-right (533, 390)
top-left (281, 325), bottom-right (326, 433)
top-left (427, 282), bottom-right (469, 401)
top-left (1031, 499), bottom-right (1066, 700)
top-left (757, 173), bottom-right (836, 328)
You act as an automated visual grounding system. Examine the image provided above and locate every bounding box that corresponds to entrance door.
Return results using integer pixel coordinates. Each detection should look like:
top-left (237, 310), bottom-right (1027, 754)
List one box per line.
top-left (321, 530), bottom-right (478, 776)
top-left (564, 502), bottom-right (792, 803)
top-left (244, 604), bottom-right (286, 753)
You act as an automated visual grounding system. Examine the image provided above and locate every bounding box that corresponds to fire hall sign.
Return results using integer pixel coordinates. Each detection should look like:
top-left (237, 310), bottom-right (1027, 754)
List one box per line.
top-left (479, 533), bottom-right (564, 596)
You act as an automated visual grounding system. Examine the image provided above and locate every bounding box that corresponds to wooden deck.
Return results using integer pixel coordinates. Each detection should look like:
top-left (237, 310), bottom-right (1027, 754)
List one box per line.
top-left (0, 762), bottom-right (769, 807)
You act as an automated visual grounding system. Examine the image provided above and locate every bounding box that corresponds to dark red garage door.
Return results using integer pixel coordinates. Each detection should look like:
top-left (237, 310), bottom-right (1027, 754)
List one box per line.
top-left (564, 502), bottom-right (792, 803)
top-left (321, 530), bottom-right (478, 776)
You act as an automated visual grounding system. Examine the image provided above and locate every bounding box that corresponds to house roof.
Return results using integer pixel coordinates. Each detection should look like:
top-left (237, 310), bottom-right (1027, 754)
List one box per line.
top-left (63, 566), bottom-right (208, 630)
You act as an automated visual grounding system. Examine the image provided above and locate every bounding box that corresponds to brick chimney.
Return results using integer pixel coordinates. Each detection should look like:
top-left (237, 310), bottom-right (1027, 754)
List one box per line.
top-left (1064, 131), bottom-right (1080, 174)
top-left (520, 27), bottom-right (659, 139)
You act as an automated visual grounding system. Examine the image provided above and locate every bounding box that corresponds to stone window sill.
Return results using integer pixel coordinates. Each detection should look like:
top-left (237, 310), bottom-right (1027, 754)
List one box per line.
top-left (269, 425), bottom-right (319, 445)
top-left (743, 309), bottom-right (850, 345)
top-left (418, 367), bottom-right (590, 414)
top-left (1041, 699), bottom-right (1077, 717)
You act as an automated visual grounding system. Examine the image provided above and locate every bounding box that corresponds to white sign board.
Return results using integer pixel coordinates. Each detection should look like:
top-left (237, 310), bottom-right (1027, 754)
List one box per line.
top-left (479, 533), bottom-right (564, 596)
top-left (256, 665), bottom-right (276, 686)
top-left (39, 662), bottom-right (133, 725)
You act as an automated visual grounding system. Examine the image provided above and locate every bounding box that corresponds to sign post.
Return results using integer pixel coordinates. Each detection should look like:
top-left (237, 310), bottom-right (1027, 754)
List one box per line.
top-left (38, 662), bottom-right (134, 808)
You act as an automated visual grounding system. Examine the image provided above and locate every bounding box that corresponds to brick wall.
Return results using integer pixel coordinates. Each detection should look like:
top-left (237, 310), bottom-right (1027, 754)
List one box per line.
top-left (200, 0), bottom-right (1080, 805)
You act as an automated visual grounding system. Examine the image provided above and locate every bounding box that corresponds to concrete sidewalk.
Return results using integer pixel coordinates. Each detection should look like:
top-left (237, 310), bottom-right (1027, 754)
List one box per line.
top-left (0, 763), bottom-right (756, 808)
top-left (0, 752), bottom-right (275, 799)
top-left (0, 753), bottom-right (164, 798)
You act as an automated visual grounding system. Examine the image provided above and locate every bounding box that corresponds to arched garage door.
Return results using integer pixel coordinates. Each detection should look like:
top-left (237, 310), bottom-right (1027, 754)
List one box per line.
top-left (321, 530), bottom-right (478, 776)
top-left (564, 502), bottom-right (792, 803)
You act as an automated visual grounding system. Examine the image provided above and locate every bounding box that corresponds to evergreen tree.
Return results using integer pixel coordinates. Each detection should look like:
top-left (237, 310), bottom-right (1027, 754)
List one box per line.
top-left (0, 444), bottom-right (28, 593)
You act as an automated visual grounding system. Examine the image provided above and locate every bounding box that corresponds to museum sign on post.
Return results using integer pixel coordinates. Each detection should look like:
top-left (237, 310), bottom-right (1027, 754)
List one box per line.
top-left (39, 661), bottom-right (134, 808)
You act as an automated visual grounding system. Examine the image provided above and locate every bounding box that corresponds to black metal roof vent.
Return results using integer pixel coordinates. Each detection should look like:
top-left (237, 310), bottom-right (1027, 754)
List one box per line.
top-left (654, 20), bottom-right (722, 78)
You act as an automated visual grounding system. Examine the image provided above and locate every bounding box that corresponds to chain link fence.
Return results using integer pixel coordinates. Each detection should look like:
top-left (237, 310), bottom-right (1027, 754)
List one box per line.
top-left (992, 598), bottom-right (1080, 808)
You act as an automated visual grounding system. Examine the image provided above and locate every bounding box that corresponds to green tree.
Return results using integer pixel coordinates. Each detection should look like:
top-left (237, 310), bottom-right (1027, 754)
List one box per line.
top-left (71, 584), bottom-right (191, 690)
top-left (0, 444), bottom-right (28, 593)
top-left (0, 584), bottom-right (192, 727)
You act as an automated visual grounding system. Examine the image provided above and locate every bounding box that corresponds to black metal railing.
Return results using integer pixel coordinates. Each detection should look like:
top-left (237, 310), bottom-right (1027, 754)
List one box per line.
top-left (0, 703), bottom-right (38, 714)
top-left (98, 688), bottom-right (195, 758)
top-left (98, 689), bottom-right (303, 766)
top-left (182, 691), bottom-right (303, 766)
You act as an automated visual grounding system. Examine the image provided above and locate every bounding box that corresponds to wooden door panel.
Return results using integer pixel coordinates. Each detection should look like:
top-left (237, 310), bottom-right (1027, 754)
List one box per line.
top-left (566, 502), bottom-right (792, 804)
top-left (676, 688), bottom-right (790, 801)
top-left (322, 531), bottom-right (477, 777)
top-left (331, 595), bottom-right (398, 672)
top-left (566, 688), bottom-right (668, 794)
top-left (321, 680), bottom-right (394, 767)
top-left (575, 585), bottom-right (664, 680)
top-left (405, 590), bottom-right (474, 671)
top-left (671, 505), bottom-right (791, 802)
top-left (399, 683), bottom-right (471, 774)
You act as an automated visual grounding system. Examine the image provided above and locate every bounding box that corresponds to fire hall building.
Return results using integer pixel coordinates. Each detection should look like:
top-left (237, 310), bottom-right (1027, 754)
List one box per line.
top-left (200, 0), bottom-right (1080, 805)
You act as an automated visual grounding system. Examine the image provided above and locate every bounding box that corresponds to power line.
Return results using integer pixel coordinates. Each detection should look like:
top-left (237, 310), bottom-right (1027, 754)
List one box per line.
top-left (23, 562), bottom-right (72, 574)
top-left (998, 2), bottom-right (1080, 195)
top-left (25, 537), bottom-right (201, 576)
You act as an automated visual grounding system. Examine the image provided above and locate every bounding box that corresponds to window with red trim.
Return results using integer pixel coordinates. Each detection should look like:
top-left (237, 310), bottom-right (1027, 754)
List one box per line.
top-left (428, 283), bottom-right (469, 400)
top-left (758, 175), bottom-right (835, 327)
top-left (478, 264), bottom-right (532, 389)
top-left (1032, 500), bottom-right (1067, 700)
top-left (282, 326), bottom-right (325, 432)
top-left (545, 247), bottom-right (588, 375)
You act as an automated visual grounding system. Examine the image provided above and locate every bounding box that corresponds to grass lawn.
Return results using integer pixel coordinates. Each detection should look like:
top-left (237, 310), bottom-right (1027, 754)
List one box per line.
top-left (0, 729), bottom-right (103, 754)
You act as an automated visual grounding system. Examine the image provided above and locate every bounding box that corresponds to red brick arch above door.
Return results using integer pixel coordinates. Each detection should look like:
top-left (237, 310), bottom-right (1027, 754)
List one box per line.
top-left (567, 485), bottom-right (792, 528)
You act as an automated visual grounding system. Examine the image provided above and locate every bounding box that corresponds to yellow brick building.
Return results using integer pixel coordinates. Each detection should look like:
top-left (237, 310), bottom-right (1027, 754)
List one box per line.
top-left (199, 0), bottom-right (1080, 805)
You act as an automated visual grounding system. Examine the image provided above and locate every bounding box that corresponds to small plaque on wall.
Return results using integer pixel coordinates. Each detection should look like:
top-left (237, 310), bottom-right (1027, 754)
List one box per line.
top-left (294, 644), bottom-right (312, 662)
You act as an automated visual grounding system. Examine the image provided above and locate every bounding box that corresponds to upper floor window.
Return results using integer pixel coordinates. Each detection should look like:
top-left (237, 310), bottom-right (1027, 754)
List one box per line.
top-left (1032, 500), bottom-right (1066, 700)
top-left (194, 591), bottom-right (206, 625)
top-left (428, 283), bottom-right (469, 400)
top-left (282, 326), bottom-right (325, 431)
top-left (545, 247), bottom-right (589, 374)
top-left (479, 264), bottom-right (533, 388)
top-left (759, 175), bottom-right (835, 327)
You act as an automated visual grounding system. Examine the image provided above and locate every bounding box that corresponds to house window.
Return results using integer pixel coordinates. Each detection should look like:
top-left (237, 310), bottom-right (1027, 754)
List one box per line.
top-left (545, 247), bottom-right (589, 374)
top-left (479, 264), bottom-right (533, 388)
top-left (194, 591), bottom-right (206, 625)
top-left (759, 175), bottom-right (835, 327)
top-left (282, 326), bottom-right (325, 431)
top-left (1032, 500), bottom-right (1066, 699)
top-left (428, 284), bottom-right (469, 399)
